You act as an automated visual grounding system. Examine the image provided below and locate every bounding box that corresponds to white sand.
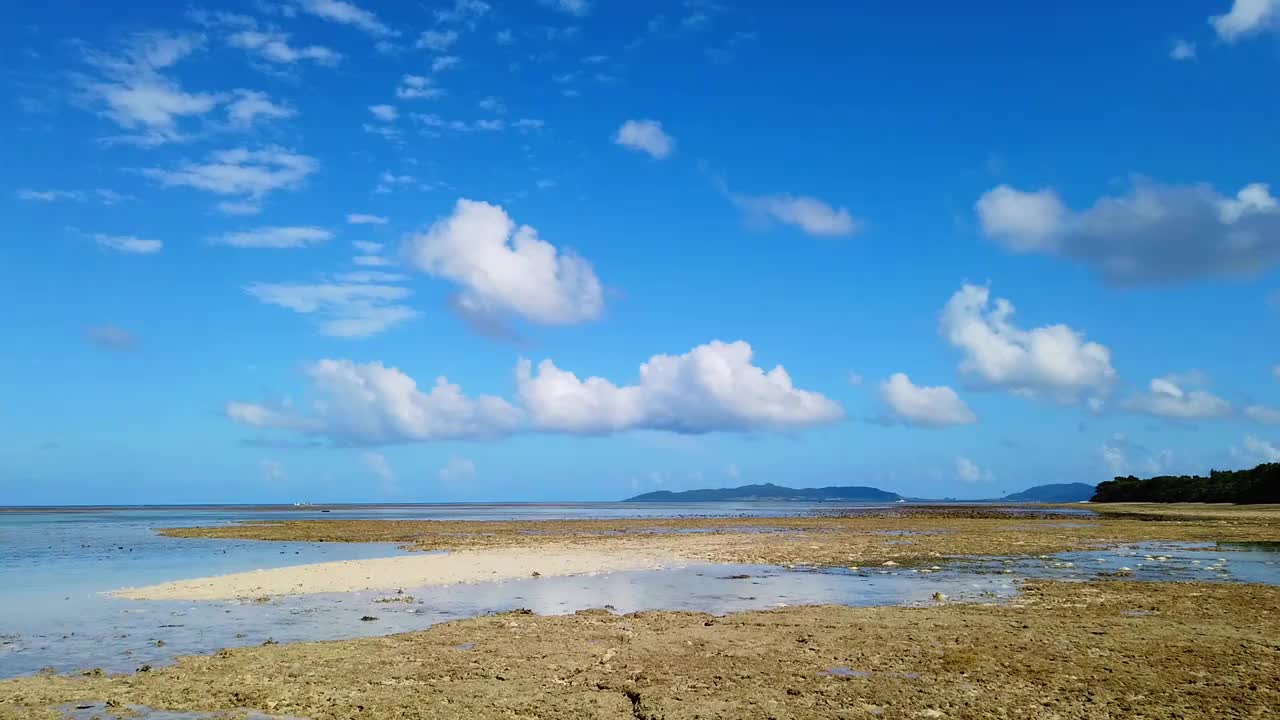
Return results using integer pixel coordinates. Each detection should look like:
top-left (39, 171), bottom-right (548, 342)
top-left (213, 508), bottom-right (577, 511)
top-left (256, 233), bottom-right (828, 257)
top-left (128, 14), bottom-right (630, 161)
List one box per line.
top-left (113, 547), bottom-right (687, 601)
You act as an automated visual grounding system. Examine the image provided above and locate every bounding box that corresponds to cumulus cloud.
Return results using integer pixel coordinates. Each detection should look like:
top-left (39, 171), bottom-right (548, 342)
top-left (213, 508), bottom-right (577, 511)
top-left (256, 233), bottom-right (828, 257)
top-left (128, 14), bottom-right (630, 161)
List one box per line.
top-left (403, 198), bottom-right (604, 326)
top-left (435, 0), bottom-right (490, 25)
top-left (225, 90), bottom-right (295, 128)
top-left (939, 284), bottom-right (1117, 402)
top-left (214, 226), bottom-right (332, 248)
top-left (1210, 0), bottom-right (1278, 41)
top-left (396, 75), bottom-right (444, 99)
top-left (18, 188), bottom-right (130, 205)
top-left (1232, 435), bottom-right (1280, 464)
top-left (614, 119), bottom-right (674, 159)
top-left (735, 193), bottom-right (859, 237)
top-left (879, 373), bottom-right (977, 427)
top-left (432, 55), bottom-right (461, 72)
top-left (85, 325), bottom-right (137, 350)
top-left (227, 29), bottom-right (341, 65)
top-left (975, 180), bottom-right (1280, 284)
top-left (543, 0), bottom-right (590, 16)
top-left (78, 32), bottom-right (221, 145)
top-left (91, 232), bottom-right (163, 254)
top-left (246, 282), bottom-right (419, 337)
top-left (259, 459), bottom-right (287, 482)
top-left (227, 359), bottom-right (523, 444)
top-left (955, 456), bottom-right (992, 483)
top-left (437, 456), bottom-right (477, 481)
top-left (142, 147), bottom-right (318, 205)
top-left (347, 213), bottom-right (388, 225)
top-left (417, 29), bottom-right (459, 51)
top-left (1101, 433), bottom-right (1177, 477)
top-left (1170, 38), bottom-right (1197, 61)
top-left (516, 340), bottom-right (844, 434)
top-left (1244, 405), bottom-right (1280, 424)
top-left (292, 0), bottom-right (395, 37)
top-left (1123, 374), bottom-right (1232, 420)
top-left (362, 451), bottom-right (396, 489)
top-left (368, 104), bottom-right (398, 122)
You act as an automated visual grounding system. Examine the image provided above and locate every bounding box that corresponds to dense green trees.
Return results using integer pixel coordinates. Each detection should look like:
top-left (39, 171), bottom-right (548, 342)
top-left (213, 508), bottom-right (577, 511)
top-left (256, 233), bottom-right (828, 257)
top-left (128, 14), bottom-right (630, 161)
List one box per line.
top-left (1092, 463), bottom-right (1280, 504)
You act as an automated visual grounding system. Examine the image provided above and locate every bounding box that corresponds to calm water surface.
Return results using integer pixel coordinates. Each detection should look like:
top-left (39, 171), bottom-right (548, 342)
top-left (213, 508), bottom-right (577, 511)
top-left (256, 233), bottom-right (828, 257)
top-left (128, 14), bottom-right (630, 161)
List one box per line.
top-left (2, 504), bottom-right (1275, 681)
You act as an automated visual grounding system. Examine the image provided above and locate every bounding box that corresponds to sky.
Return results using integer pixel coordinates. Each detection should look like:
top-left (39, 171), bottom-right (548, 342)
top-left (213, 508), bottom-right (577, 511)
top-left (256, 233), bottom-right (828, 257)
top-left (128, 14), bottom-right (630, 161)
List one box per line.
top-left (2, 0), bottom-right (1279, 505)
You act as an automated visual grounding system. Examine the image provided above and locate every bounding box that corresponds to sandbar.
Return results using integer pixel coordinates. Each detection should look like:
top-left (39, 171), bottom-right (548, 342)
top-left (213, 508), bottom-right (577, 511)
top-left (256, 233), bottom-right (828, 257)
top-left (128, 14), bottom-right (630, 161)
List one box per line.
top-left (114, 546), bottom-right (687, 601)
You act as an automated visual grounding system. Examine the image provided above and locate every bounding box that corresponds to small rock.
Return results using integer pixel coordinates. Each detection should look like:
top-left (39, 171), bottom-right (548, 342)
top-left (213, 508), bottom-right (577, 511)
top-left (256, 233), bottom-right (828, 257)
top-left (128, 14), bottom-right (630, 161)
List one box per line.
top-left (360, 615), bottom-right (378, 622)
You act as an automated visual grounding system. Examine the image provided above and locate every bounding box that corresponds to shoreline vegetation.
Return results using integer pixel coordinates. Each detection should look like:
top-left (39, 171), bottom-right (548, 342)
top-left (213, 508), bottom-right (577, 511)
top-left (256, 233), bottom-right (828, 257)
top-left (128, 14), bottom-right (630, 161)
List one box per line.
top-left (3, 506), bottom-right (1279, 718)
top-left (1092, 462), bottom-right (1280, 504)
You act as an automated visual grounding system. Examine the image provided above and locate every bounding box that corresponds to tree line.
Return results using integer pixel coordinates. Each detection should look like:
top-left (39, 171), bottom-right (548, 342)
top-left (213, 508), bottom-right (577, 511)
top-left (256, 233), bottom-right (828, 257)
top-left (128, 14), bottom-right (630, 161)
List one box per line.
top-left (1092, 463), bottom-right (1279, 504)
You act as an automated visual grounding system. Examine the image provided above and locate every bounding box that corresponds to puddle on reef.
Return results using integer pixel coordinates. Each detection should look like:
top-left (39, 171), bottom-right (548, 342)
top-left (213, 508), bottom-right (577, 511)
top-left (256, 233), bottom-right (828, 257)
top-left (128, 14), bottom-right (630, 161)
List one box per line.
top-left (60, 703), bottom-right (306, 720)
top-left (5, 541), bottom-right (1276, 680)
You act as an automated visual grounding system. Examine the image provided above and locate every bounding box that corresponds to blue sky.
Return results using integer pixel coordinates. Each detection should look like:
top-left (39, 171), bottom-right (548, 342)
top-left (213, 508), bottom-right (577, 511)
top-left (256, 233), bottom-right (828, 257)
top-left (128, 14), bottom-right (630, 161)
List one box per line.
top-left (3, 0), bottom-right (1279, 504)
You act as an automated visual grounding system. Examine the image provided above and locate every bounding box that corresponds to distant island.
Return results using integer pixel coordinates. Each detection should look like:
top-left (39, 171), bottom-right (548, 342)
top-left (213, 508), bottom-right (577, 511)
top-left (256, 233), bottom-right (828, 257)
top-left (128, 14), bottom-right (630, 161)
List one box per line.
top-left (999, 483), bottom-right (1096, 503)
top-left (1092, 463), bottom-right (1279, 504)
top-left (624, 483), bottom-right (901, 503)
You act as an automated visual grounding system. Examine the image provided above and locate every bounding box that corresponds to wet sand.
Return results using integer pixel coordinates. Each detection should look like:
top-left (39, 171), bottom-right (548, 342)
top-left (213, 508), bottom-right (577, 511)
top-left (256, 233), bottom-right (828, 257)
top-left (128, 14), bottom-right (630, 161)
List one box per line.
top-left (115, 547), bottom-right (685, 601)
top-left (3, 580), bottom-right (1277, 719)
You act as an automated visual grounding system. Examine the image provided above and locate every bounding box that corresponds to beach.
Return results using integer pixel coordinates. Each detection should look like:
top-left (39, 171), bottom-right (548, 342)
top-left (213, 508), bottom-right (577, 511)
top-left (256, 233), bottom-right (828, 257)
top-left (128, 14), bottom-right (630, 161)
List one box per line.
top-left (2, 504), bottom-right (1279, 719)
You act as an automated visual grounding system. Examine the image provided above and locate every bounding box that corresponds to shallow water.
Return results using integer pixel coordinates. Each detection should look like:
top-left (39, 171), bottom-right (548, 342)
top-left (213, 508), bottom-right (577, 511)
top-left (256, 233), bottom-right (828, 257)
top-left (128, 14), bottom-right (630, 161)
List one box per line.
top-left (5, 539), bottom-right (1277, 678)
top-left (60, 703), bottom-right (303, 720)
top-left (2, 506), bottom-right (1272, 681)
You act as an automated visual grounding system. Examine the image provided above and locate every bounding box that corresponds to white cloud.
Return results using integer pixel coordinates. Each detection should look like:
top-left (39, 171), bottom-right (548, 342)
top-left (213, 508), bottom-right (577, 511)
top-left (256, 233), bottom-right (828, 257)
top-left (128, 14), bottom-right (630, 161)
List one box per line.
top-left (333, 271), bottom-right (407, 283)
top-left (226, 90), bottom-right (295, 128)
top-left (478, 96), bottom-right (506, 113)
top-left (879, 373), bottom-right (977, 427)
top-left (362, 451), bottom-right (396, 484)
top-left (975, 180), bottom-right (1280, 284)
top-left (848, 371), bottom-right (864, 386)
top-left (403, 198), bottom-right (604, 325)
top-left (353, 241), bottom-right (383, 253)
top-left (227, 29), bottom-right (340, 65)
top-left (516, 340), bottom-right (844, 434)
top-left (368, 104), bottom-right (398, 122)
top-left (215, 226), bottom-right (332, 248)
top-left (347, 213), bottom-right (388, 225)
top-left (1210, 0), bottom-right (1279, 41)
top-left (246, 282), bottom-right (418, 337)
top-left (495, 29), bottom-right (514, 45)
top-left (735, 194), bottom-right (859, 237)
top-left (955, 456), bottom-right (992, 483)
top-left (217, 200), bottom-right (263, 216)
top-left (18, 188), bottom-right (130, 205)
top-left (1232, 435), bottom-right (1280, 464)
top-left (143, 147), bottom-right (317, 204)
top-left (91, 233), bottom-right (163, 254)
top-left (417, 29), bottom-right (459, 51)
top-left (85, 324), bottom-right (137, 350)
top-left (437, 456), bottom-right (476, 481)
top-left (614, 119), bottom-right (674, 159)
top-left (939, 284), bottom-right (1117, 402)
top-left (435, 0), bottom-right (490, 25)
top-left (292, 0), bottom-right (395, 37)
top-left (1245, 405), bottom-right (1280, 424)
top-left (1124, 374), bottom-right (1232, 420)
top-left (431, 55), bottom-right (461, 72)
top-left (227, 359), bottom-right (523, 444)
top-left (1101, 434), bottom-right (1177, 477)
top-left (544, 0), bottom-right (590, 16)
top-left (374, 171), bottom-right (418, 193)
top-left (1170, 38), bottom-right (1197, 61)
top-left (396, 74), bottom-right (444, 100)
top-left (259, 459), bottom-right (287, 482)
top-left (79, 32), bottom-right (222, 145)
